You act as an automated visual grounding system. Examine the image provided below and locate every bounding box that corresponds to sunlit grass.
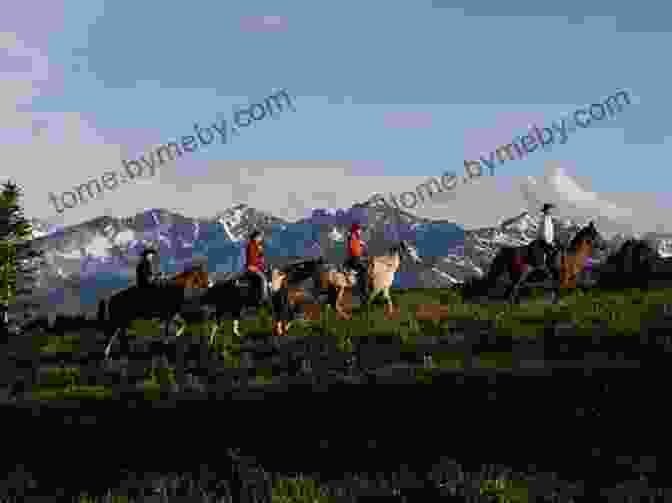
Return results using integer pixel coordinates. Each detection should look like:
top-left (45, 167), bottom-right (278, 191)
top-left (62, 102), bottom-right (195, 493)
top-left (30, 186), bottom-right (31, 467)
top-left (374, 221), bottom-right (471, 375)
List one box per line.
top-left (479, 476), bottom-right (530, 503)
top-left (30, 384), bottom-right (112, 401)
top-left (271, 474), bottom-right (336, 503)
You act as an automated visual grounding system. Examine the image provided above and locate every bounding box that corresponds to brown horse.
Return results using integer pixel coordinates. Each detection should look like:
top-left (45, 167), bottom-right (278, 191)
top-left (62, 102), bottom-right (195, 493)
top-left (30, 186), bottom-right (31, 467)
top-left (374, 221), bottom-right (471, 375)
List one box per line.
top-left (272, 241), bottom-right (421, 336)
top-left (482, 222), bottom-right (607, 304)
top-left (272, 267), bottom-right (356, 336)
top-left (98, 268), bottom-right (210, 360)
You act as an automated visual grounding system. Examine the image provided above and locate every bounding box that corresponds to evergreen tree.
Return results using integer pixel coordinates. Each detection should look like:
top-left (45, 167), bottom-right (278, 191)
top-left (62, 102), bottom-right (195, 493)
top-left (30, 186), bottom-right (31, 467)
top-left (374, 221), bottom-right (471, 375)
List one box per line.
top-left (0, 180), bottom-right (44, 331)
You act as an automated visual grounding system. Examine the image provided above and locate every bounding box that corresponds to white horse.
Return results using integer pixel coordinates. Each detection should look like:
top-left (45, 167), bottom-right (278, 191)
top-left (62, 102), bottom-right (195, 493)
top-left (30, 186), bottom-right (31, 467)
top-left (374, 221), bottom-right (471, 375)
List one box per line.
top-left (365, 240), bottom-right (421, 315)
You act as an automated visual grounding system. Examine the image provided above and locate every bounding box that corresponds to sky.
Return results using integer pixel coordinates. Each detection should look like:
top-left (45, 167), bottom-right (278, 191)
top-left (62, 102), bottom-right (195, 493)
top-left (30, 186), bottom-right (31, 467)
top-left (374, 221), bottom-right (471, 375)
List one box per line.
top-left (1, 0), bottom-right (670, 231)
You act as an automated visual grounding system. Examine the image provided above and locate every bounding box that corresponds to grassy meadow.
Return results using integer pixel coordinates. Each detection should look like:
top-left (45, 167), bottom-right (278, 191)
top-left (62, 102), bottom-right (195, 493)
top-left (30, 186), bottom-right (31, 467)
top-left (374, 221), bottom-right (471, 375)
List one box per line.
top-left (6, 284), bottom-right (672, 401)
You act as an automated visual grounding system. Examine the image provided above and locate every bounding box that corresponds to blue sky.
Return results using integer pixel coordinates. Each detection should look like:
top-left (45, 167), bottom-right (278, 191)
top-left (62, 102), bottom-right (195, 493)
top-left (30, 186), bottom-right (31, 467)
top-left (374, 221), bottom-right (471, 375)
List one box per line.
top-left (1, 0), bottom-right (670, 228)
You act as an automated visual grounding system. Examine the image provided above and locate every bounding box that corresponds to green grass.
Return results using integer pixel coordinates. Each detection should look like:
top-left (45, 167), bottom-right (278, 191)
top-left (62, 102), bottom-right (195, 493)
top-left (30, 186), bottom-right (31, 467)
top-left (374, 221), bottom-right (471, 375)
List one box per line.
top-left (30, 384), bottom-right (113, 401)
top-left (271, 473), bottom-right (338, 503)
top-left (31, 286), bottom-right (672, 359)
top-left (19, 470), bottom-right (533, 502)
top-left (479, 476), bottom-right (530, 503)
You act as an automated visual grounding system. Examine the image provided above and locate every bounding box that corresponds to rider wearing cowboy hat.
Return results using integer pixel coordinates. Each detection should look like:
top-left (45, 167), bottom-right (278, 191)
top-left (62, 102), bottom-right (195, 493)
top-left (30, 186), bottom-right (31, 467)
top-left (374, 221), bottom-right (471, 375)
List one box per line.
top-left (345, 222), bottom-right (368, 299)
top-left (245, 229), bottom-right (268, 305)
top-left (533, 203), bottom-right (557, 274)
top-left (137, 247), bottom-right (161, 289)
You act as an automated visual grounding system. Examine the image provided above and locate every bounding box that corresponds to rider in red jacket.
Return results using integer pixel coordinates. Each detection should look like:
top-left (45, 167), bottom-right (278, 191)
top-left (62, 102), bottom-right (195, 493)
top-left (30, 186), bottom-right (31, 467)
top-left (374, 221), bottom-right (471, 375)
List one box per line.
top-left (345, 223), bottom-right (368, 299)
top-left (245, 229), bottom-right (267, 304)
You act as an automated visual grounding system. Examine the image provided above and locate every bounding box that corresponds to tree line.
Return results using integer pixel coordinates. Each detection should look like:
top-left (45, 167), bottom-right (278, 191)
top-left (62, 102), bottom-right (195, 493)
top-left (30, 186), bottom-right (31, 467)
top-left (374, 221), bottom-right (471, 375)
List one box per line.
top-left (0, 179), bottom-right (44, 337)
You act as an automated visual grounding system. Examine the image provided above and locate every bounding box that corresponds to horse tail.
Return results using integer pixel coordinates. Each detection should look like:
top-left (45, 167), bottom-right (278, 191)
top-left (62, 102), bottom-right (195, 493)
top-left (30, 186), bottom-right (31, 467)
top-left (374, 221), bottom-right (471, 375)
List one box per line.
top-left (486, 250), bottom-right (506, 285)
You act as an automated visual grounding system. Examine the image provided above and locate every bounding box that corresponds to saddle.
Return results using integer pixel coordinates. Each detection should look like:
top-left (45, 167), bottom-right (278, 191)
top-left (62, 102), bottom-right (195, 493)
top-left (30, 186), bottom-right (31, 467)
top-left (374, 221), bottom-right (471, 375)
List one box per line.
top-left (226, 271), bottom-right (249, 285)
top-left (527, 241), bottom-right (565, 271)
top-left (337, 264), bottom-right (354, 275)
top-left (228, 271), bottom-right (270, 303)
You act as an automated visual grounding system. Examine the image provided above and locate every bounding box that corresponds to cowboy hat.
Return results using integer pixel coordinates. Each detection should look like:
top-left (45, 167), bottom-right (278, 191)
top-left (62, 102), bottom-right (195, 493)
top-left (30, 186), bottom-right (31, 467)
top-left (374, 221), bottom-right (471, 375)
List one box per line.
top-left (541, 203), bottom-right (555, 213)
top-left (249, 229), bottom-right (264, 239)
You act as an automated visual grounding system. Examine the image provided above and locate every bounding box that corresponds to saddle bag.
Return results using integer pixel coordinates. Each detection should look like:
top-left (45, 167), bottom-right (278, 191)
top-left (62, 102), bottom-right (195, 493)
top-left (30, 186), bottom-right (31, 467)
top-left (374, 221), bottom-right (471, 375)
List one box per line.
top-left (512, 254), bottom-right (527, 275)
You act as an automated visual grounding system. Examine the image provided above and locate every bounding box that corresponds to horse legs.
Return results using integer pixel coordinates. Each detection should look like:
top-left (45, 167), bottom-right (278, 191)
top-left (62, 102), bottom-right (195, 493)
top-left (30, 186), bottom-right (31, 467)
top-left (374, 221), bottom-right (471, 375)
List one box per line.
top-left (509, 267), bottom-right (534, 304)
top-left (382, 288), bottom-right (393, 315)
top-left (550, 265), bottom-right (562, 304)
top-left (272, 320), bottom-right (289, 337)
top-left (104, 327), bottom-right (118, 361)
top-left (209, 316), bottom-right (219, 346)
top-left (362, 286), bottom-right (380, 325)
top-left (105, 325), bottom-right (130, 361)
top-left (334, 286), bottom-right (350, 320)
top-left (118, 326), bottom-right (131, 359)
top-left (173, 312), bottom-right (187, 338)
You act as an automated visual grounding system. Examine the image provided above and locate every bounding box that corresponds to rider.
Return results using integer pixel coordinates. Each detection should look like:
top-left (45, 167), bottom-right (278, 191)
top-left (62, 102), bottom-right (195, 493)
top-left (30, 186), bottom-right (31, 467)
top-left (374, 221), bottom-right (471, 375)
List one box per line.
top-left (534, 203), bottom-right (557, 274)
top-left (245, 229), bottom-right (268, 305)
top-left (136, 247), bottom-right (161, 289)
top-left (345, 222), bottom-right (368, 298)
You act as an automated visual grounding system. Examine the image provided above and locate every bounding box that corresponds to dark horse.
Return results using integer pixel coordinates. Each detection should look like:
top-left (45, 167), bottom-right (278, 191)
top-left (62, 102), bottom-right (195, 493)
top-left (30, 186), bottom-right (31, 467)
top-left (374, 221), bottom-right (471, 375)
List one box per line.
top-left (598, 238), bottom-right (660, 290)
top-left (199, 259), bottom-right (325, 341)
top-left (473, 222), bottom-right (607, 304)
top-left (97, 269), bottom-right (210, 361)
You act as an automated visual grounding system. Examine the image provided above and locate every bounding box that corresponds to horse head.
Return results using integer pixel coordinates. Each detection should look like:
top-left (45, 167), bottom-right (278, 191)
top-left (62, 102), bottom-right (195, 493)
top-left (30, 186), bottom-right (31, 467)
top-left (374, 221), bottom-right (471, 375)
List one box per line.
top-left (400, 240), bottom-right (421, 263)
top-left (344, 269), bottom-right (357, 287)
top-left (571, 221), bottom-right (607, 254)
top-left (388, 240), bottom-right (419, 263)
top-left (270, 269), bottom-right (289, 292)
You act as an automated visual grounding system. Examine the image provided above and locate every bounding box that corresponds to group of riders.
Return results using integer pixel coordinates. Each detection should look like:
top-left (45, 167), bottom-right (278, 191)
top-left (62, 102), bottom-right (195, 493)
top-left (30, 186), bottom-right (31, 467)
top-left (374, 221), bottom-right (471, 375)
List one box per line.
top-left (135, 221), bottom-right (371, 302)
top-left (134, 204), bottom-right (564, 297)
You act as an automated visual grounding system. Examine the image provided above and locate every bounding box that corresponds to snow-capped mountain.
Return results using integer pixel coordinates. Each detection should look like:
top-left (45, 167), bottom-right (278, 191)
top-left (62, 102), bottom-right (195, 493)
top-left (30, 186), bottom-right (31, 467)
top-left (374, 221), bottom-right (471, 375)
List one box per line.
top-left (214, 203), bottom-right (289, 242)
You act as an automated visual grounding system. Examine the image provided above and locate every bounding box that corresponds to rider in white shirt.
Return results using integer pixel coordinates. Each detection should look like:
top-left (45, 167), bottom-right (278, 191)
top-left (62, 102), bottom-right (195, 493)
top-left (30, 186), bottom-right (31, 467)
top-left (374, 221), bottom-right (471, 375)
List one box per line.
top-left (535, 203), bottom-right (557, 273)
top-left (539, 204), bottom-right (555, 243)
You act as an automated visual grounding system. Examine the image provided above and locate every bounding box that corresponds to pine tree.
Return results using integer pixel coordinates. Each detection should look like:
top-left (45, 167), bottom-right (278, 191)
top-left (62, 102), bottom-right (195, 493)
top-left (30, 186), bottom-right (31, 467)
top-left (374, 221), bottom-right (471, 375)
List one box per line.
top-left (0, 180), bottom-right (44, 332)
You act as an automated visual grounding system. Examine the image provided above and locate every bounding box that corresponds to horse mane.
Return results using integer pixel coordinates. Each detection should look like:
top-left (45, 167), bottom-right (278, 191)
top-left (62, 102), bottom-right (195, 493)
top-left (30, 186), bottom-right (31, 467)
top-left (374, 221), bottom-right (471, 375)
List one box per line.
top-left (173, 268), bottom-right (208, 287)
top-left (568, 225), bottom-right (594, 252)
top-left (609, 239), bottom-right (656, 263)
top-left (387, 241), bottom-right (406, 256)
top-left (282, 258), bottom-right (322, 285)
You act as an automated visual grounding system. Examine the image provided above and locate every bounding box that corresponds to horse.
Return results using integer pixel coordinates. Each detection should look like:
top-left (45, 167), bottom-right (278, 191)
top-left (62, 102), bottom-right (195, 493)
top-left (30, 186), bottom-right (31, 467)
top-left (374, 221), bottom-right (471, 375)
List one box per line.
top-left (364, 240), bottom-right (421, 315)
top-left (270, 241), bottom-right (420, 334)
top-left (199, 266), bottom-right (303, 342)
top-left (598, 238), bottom-right (659, 290)
top-left (98, 268), bottom-right (211, 361)
top-left (478, 222), bottom-right (607, 304)
top-left (272, 263), bottom-right (357, 336)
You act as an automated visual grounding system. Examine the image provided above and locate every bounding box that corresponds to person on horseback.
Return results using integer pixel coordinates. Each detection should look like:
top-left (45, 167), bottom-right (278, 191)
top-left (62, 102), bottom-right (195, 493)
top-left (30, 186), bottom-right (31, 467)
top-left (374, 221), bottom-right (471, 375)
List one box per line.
top-left (344, 222), bottom-right (368, 299)
top-left (531, 203), bottom-right (558, 276)
top-left (136, 248), bottom-right (162, 289)
top-left (245, 229), bottom-right (268, 305)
